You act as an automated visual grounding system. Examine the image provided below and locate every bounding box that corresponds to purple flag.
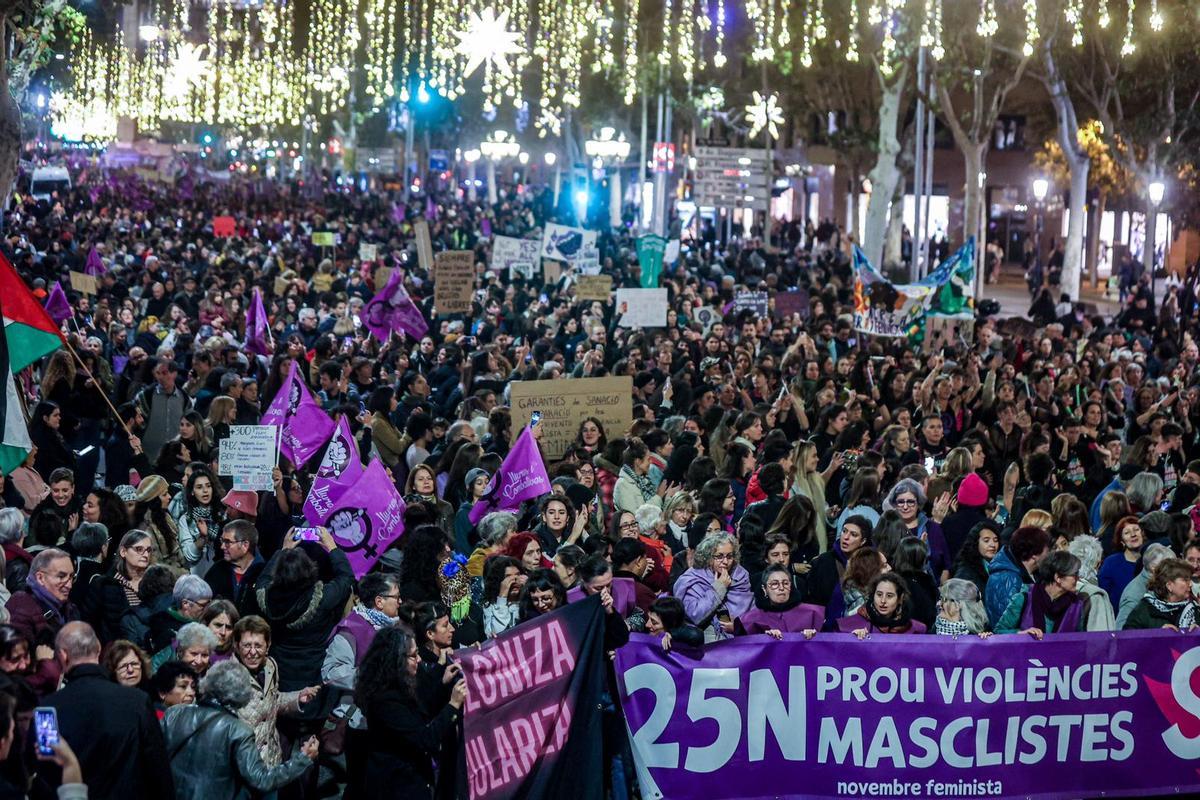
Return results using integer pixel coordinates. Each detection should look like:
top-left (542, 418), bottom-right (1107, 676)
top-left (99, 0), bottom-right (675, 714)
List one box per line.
top-left (425, 195), bottom-right (437, 221)
top-left (616, 630), bottom-right (1200, 800)
top-left (84, 247), bottom-right (106, 276)
top-left (363, 267), bottom-right (429, 344)
top-left (43, 282), bottom-right (72, 324)
top-left (244, 287), bottom-right (272, 357)
top-left (391, 203), bottom-right (405, 224)
top-left (302, 416), bottom-right (363, 524)
top-left (469, 425), bottom-right (550, 523)
top-left (260, 361), bottom-right (335, 467)
top-left (310, 458), bottom-right (407, 577)
top-left (480, 217), bottom-right (492, 239)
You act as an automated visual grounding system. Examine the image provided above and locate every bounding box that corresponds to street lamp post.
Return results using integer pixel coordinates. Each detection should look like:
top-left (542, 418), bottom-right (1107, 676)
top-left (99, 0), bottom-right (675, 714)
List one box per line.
top-left (479, 130), bottom-right (520, 206)
top-left (585, 127), bottom-right (631, 229)
top-left (544, 152), bottom-right (560, 207)
top-left (1032, 178), bottom-right (1049, 293)
top-left (463, 149), bottom-right (481, 203)
top-left (1147, 178), bottom-right (1165, 301)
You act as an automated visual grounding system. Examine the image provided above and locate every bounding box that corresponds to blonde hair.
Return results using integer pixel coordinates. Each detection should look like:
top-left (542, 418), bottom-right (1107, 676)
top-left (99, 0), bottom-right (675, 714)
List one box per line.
top-left (40, 350), bottom-right (76, 397)
top-left (207, 396), bottom-right (236, 428)
top-left (1020, 508), bottom-right (1053, 530)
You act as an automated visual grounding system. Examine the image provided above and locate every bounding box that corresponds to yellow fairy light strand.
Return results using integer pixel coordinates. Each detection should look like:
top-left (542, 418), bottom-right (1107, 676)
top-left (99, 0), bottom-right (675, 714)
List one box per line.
top-left (713, 0), bottom-right (726, 67)
top-left (1149, 0), bottom-right (1163, 31)
top-left (1098, 0), bottom-right (1111, 28)
top-left (845, 0), bottom-right (859, 62)
top-left (976, 0), bottom-right (997, 37)
top-left (623, 0), bottom-right (640, 103)
top-left (1021, 0), bottom-right (1038, 56)
top-left (1121, 0), bottom-right (1136, 55)
top-left (1065, 0), bottom-right (1083, 46)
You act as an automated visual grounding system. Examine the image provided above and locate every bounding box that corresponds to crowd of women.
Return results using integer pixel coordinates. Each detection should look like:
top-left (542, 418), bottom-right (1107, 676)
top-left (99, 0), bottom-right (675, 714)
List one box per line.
top-left (0, 162), bottom-right (1196, 799)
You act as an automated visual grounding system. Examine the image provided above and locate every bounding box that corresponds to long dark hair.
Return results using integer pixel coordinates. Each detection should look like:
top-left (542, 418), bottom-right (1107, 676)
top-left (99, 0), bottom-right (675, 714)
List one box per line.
top-left (766, 494), bottom-right (818, 551)
top-left (483, 556), bottom-right (523, 605)
top-left (399, 525), bottom-right (451, 600)
top-left (354, 626), bottom-right (416, 709)
top-left (184, 465), bottom-right (224, 519)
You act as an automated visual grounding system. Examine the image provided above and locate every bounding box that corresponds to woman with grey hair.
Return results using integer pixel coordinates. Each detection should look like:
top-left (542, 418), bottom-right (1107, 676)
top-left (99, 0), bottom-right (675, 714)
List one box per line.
top-left (176, 621), bottom-right (220, 676)
top-left (933, 578), bottom-right (991, 636)
top-left (0, 507), bottom-right (30, 595)
top-left (1126, 471), bottom-right (1164, 514)
top-left (882, 477), bottom-right (953, 581)
top-left (466, 511), bottom-right (518, 578)
top-left (148, 574), bottom-right (213, 656)
top-left (1067, 536), bottom-right (1115, 631)
top-left (162, 659), bottom-right (318, 800)
top-left (672, 532), bottom-right (752, 642)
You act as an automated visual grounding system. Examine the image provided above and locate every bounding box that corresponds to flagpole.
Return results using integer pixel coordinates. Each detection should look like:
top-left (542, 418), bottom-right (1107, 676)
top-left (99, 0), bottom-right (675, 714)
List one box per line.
top-left (62, 338), bottom-right (132, 437)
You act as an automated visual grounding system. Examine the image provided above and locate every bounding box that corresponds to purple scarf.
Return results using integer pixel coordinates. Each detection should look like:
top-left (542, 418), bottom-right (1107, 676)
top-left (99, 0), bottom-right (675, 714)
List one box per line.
top-left (1020, 584), bottom-right (1083, 633)
top-left (29, 581), bottom-right (66, 625)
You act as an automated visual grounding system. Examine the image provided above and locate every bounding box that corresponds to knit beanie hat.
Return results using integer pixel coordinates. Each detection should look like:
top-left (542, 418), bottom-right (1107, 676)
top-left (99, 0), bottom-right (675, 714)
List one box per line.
top-left (957, 473), bottom-right (989, 508)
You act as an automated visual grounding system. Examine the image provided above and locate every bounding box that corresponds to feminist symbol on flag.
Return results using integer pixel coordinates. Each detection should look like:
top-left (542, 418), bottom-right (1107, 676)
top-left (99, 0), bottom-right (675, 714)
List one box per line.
top-left (326, 506), bottom-right (377, 559)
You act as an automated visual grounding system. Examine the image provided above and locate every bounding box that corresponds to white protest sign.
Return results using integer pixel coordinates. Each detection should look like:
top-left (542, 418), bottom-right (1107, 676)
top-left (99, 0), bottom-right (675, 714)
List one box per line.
top-left (615, 288), bottom-right (668, 327)
top-left (218, 425), bottom-right (279, 491)
top-left (540, 223), bottom-right (600, 274)
top-left (491, 235), bottom-right (542, 279)
top-left (359, 243), bottom-right (379, 262)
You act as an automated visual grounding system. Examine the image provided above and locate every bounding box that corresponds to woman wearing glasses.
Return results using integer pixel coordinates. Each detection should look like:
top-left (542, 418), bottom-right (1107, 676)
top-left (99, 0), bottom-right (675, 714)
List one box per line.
top-left (882, 478), bottom-right (953, 582)
top-left (735, 564), bottom-right (822, 640)
top-left (673, 532), bottom-right (752, 642)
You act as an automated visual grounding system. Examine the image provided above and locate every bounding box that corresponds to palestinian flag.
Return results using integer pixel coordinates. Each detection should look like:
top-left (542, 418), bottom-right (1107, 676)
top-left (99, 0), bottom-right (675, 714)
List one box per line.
top-left (0, 292), bottom-right (32, 475)
top-left (0, 251), bottom-right (63, 372)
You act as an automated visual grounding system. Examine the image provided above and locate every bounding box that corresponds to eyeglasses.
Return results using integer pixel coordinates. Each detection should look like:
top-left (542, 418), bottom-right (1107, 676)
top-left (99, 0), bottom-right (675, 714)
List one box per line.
top-left (712, 553), bottom-right (735, 562)
top-left (186, 599), bottom-right (211, 610)
top-left (219, 538), bottom-right (244, 547)
top-left (620, 521), bottom-right (639, 531)
top-left (238, 642), bottom-right (267, 653)
top-left (41, 570), bottom-right (74, 584)
top-left (127, 545), bottom-right (153, 555)
top-left (893, 498), bottom-right (918, 506)
top-left (116, 660), bottom-right (141, 672)
top-left (765, 581), bottom-right (791, 590)
top-left (379, 593), bottom-right (401, 601)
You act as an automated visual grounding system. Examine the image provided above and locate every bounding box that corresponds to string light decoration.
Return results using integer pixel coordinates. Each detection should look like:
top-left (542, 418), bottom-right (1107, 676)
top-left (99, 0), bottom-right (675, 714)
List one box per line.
top-left (1098, 0), bottom-right (1111, 28)
top-left (1149, 0), bottom-right (1163, 32)
top-left (920, 0), bottom-right (944, 60)
top-left (846, 0), bottom-right (860, 62)
top-left (1022, 0), bottom-right (1039, 56)
top-left (1121, 0), bottom-right (1136, 55)
top-left (713, 0), bottom-right (727, 68)
top-left (364, 0), bottom-right (398, 109)
top-left (1065, 0), bottom-right (1083, 47)
top-left (744, 90), bottom-right (783, 140)
top-left (976, 0), bottom-right (997, 37)
top-left (452, 9), bottom-right (523, 83)
top-left (622, 0), bottom-right (640, 102)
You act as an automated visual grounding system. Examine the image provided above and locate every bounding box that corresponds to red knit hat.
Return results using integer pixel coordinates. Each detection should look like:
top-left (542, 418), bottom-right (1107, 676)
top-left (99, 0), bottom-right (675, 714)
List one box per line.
top-left (957, 473), bottom-right (989, 507)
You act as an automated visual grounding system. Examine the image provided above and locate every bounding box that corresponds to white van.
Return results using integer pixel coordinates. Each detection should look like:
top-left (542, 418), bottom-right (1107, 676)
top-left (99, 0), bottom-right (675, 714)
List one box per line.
top-left (29, 166), bottom-right (71, 201)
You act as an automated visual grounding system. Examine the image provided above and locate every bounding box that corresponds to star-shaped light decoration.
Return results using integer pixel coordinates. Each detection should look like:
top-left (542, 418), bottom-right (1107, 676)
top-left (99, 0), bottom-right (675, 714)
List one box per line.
top-left (162, 42), bottom-right (210, 104)
top-left (453, 7), bottom-right (523, 80)
top-left (744, 91), bottom-right (784, 140)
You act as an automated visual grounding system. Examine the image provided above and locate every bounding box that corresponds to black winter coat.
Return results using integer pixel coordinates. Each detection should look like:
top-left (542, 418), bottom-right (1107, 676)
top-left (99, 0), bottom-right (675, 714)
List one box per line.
top-left (255, 547), bottom-right (355, 692)
top-left (352, 689), bottom-right (459, 800)
top-left (35, 665), bottom-right (174, 800)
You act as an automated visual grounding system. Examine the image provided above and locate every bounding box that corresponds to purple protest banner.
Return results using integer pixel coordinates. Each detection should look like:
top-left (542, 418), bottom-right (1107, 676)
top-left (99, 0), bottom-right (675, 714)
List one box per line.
top-left (363, 267), bottom-right (429, 344)
top-left (469, 425), bottom-right (550, 523)
top-left (84, 247), bottom-right (106, 276)
top-left (260, 361), bottom-right (334, 467)
top-left (310, 458), bottom-right (406, 577)
top-left (43, 283), bottom-right (72, 324)
top-left (244, 287), bottom-right (272, 357)
top-left (616, 630), bottom-right (1200, 800)
top-left (302, 416), bottom-right (363, 524)
top-left (458, 595), bottom-right (606, 800)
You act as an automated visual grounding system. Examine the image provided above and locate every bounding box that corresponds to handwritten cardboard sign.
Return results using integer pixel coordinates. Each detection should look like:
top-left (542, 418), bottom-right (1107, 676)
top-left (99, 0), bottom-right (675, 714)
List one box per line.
top-left (491, 235), bottom-right (542, 280)
top-left (359, 243), bottom-right (379, 262)
top-left (733, 290), bottom-right (769, 317)
top-left (218, 424), bottom-right (279, 491)
top-left (575, 274), bottom-right (612, 302)
top-left (311, 231), bottom-right (336, 247)
top-left (69, 272), bottom-right (97, 295)
top-left (510, 376), bottom-right (633, 459)
top-left (433, 250), bottom-right (475, 315)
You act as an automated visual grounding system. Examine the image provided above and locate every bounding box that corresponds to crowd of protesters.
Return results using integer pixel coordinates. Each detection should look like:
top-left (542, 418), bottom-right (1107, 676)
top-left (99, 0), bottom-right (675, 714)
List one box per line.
top-left (0, 160), bottom-right (1196, 800)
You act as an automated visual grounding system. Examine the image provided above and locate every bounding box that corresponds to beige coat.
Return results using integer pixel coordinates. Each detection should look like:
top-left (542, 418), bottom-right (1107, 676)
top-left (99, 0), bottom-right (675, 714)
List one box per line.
top-left (237, 656), bottom-right (302, 767)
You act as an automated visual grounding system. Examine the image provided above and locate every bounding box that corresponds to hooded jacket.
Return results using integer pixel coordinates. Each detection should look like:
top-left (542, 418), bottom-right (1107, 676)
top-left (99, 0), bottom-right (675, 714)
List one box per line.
top-left (984, 545), bottom-right (1031, 626)
top-left (255, 547), bottom-right (355, 692)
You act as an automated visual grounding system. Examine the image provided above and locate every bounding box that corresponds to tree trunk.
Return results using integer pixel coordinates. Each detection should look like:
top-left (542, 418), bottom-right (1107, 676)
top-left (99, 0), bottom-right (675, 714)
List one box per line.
top-left (1086, 191), bottom-right (1107, 288)
top-left (883, 169), bottom-right (906, 271)
top-left (0, 13), bottom-right (22, 213)
top-left (1144, 195), bottom-right (1157, 279)
top-left (1061, 161), bottom-right (1088, 301)
top-left (961, 144), bottom-right (985, 297)
top-left (1042, 42), bottom-right (1088, 301)
top-left (862, 74), bottom-right (905, 269)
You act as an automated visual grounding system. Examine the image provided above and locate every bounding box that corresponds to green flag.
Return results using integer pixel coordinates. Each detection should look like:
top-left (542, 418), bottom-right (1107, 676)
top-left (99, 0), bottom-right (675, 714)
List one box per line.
top-left (636, 234), bottom-right (668, 288)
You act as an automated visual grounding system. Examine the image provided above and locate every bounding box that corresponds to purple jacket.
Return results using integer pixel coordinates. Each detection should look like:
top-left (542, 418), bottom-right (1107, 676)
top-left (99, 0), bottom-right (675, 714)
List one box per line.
top-left (836, 612), bottom-right (928, 635)
top-left (673, 566), bottom-right (753, 641)
top-left (736, 603), bottom-right (825, 635)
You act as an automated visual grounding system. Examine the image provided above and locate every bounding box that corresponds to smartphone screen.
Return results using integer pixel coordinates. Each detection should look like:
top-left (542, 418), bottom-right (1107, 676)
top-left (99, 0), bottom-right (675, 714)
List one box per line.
top-left (292, 527), bottom-right (323, 542)
top-left (34, 707), bottom-right (58, 757)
